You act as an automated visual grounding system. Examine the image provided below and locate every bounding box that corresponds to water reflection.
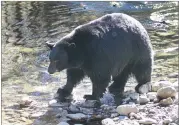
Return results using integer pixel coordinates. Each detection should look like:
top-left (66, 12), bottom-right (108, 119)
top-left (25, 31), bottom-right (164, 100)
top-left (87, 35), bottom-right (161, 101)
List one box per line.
top-left (2, 1), bottom-right (177, 47)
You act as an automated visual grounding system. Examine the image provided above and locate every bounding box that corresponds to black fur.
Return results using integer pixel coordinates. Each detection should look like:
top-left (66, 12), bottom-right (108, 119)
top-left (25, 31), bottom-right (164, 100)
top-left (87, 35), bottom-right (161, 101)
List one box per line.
top-left (47, 13), bottom-right (153, 103)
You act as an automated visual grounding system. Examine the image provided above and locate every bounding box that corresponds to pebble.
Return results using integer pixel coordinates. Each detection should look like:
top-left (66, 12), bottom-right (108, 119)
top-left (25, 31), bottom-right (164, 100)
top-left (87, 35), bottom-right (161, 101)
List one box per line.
top-left (147, 92), bottom-right (157, 101)
top-left (67, 113), bottom-right (87, 121)
top-left (163, 118), bottom-right (172, 125)
top-left (152, 81), bottom-right (172, 92)
top-left (159, 97), bottom-right (174, 106)
top-left (19, 96), bottom-right (33, 108)
top-left (138, 118), bottom-right (157, 124)
top-left (116, 104), bottom-right (139, 115)
top-left (57, 122), bottom-right (70, 125)
top-left (157, 86), bottom-right (176, 99)
top-left (139, 94), bottom-right (150, 104)
top-left (129, 112), bottom-right (141, 120)
top-left (101, 118), bottom-right (115, 125)
top-left (153, 98), bottom-right (160, 103)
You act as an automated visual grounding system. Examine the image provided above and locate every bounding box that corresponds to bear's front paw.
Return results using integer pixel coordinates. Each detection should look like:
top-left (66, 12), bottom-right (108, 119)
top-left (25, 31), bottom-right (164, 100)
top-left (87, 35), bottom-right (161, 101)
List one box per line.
top-left (55, 88), bottom-right (72, 102)
top-left (83, 94), bottom-right (97, 100)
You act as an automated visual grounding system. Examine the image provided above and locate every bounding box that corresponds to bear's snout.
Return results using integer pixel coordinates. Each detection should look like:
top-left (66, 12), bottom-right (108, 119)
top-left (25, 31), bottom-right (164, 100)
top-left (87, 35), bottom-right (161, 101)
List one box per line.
top-left (48, 62), bottom-right (56, 74)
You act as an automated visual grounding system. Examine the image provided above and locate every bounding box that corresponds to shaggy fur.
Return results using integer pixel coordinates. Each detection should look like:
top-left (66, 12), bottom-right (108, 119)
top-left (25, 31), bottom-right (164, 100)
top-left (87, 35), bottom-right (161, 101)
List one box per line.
top-left (47, 13), bottom-right (153, 102)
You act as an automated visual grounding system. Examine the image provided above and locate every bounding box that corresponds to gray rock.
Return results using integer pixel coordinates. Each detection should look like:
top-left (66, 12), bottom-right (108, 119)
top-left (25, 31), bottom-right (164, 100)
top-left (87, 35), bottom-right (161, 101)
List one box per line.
top-left (30, 112), bottom-right (44, 119)
top-left (152, 81), bottom-right (172, 92)
top-left (129, 93), bottom-right (139, 103)
top-left (147, 92), bottom-right (157, 101)
top-left (157, 86), bottom-right (177, 99)
top-left (116, 104), bottom-right (139, 115)
top-left (101, 118), bottom-right (115, 125)
top-left (67, 113), bottom-right (87, 121)
top-left (110, 113), bottom-right (119, 118)
top-left (57, 122), bottom-right (69, 125)
top-left (56, 110), bottom-right (68, 118)
top-left (79, 107), bottom-right (94, 115)
top-left (129, 112), bottom-right (141, 120)
top-left (139, 94), bottom-right (150, 104)
top-left (159, 97), bottom-right (174, 106)
top-left (118, 115), bottom-right (128, 120)
top-left (69, 105), bottom-right (80, 112)
top-left (163, 118), bottom-right (172, 125)
top-left (138, 118), bottom-right (157, 124)
top-left (118, 120), bottom-right (139, 125)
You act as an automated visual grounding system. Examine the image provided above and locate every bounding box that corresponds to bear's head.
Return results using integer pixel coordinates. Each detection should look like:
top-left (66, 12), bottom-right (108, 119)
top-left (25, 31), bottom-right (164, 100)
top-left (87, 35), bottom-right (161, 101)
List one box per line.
top-left (46, 40), bottom-right (79, 74)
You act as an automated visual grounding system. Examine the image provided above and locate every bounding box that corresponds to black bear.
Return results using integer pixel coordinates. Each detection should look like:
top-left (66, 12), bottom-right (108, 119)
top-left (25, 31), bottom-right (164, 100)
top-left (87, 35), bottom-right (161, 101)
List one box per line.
top-left (46, 13), bottom-right (153, 103)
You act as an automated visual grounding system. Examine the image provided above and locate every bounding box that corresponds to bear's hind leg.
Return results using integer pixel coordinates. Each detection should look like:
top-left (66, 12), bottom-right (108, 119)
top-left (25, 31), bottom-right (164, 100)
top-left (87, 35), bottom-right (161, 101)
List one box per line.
top-left (109, 68), bottom-right (131, 95)
top-left (56, 68), bottom-right (85, 102)
top-left (109, 66), bottom-right (131, 104)
top-left (132, 59), bottom-right (152, 93)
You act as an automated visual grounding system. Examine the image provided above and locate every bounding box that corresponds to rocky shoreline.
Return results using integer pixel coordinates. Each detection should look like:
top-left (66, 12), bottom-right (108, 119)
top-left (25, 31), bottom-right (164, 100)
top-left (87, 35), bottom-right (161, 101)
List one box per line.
top-left (27, 80), bottom-right (178, 125)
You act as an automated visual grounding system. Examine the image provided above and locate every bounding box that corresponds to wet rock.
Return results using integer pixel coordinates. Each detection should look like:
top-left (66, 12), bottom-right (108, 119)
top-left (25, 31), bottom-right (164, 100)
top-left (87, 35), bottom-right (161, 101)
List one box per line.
top-left (138, 118), bottom-right (157, 124)
top-left (129, 112), bottom-right (141, 120)
top-left (129, 92), bottom-right (139, 103)
top-left (57, 122), bottom-right (69, 125)
top-left (110, 113), bottom-right (119, 118)
top-left (101, 118), bottom-right (115, 125)
top-left (30, 112), bottom-right (44, 119)
top-left (79, 107), bottom-right (94, 115)
top-left (116, 104), bottom-right (139, 115)
top-left (139, 94), bottom-right (150, 104)
top-left (118, 120), bottom-right (139, 125)
top-left (19, 96), bottom-right (33, 108)
top-left (163, 118), bottom-right (172, 125)
top-left (138, 83), bottom-right (151, 94)
top-left (56, 110), bottom-right (68, 118)
top-left (147, 92), bottom-right (157, 101)
top-left (122, 97), bottom-right (131, 104)
top-left (69, 105), bottom-right (80, 113)
top-left (159, 97), bottom-right (174, 106)
top-left (152, 81), bottom-right (172, 92)
top-left (67, 113), bottom-right (87, 121)
top-left (48, 100), bottom-right (69, 107)
top-left (118, 115), bottom-right (128, 120)
top-left (157, 86), bottom-right (176, 99)
top-left (153, 98), bottom-right (160, 103)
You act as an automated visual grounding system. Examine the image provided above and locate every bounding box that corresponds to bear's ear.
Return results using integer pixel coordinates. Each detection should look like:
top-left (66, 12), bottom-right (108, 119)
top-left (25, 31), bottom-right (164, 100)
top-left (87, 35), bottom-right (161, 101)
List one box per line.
top-left (46, 41), bottom-right (55, 50)
top-left (68, 43), bottom-right (76, 49)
